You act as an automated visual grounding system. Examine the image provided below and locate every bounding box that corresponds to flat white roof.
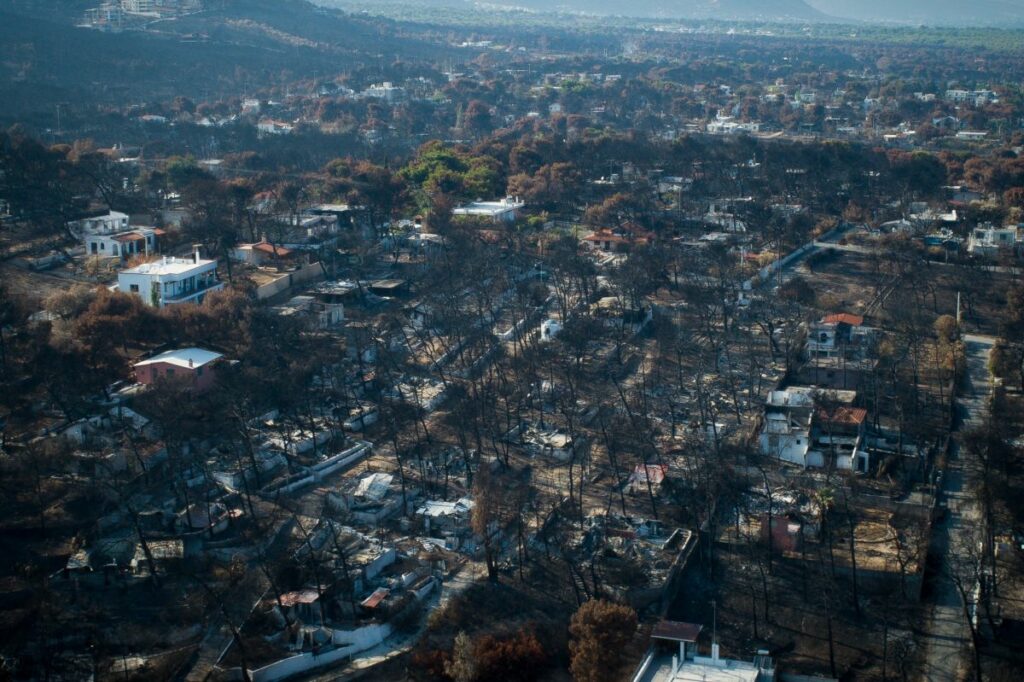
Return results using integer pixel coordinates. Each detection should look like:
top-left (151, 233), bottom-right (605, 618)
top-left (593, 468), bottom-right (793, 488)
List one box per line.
top-left (670, 661), bottom-right (759, 682)
top-left (453, 198), bottom-right (525, 215)
top-left (121, 257), bottom-right (216, 276)
top-left (766, 387), bottom-right (815, 407)
top-left (642, 655), bottom-right (763, 682)
top-left (135, 348), bottom-right (223, 370)
top-left (310, 204), bottom-right (354, 212)
top-left (77, 210), bottom-right (129, 221)
top-left (416, 498), bottom-right (474, 517)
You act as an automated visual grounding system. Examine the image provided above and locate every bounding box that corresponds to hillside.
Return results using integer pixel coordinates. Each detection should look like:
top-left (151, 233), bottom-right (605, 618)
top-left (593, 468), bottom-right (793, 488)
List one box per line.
top-left (807, 0), bottom-right (1024, 26)
top-left (0, 0), bottom-right (447, 123)
top-left (477, 0), bottom-right (831, 22)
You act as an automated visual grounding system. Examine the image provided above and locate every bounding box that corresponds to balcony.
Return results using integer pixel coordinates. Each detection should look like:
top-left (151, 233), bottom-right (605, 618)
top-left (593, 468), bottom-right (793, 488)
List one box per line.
top-left (162, 279), bottom-right (224, 304)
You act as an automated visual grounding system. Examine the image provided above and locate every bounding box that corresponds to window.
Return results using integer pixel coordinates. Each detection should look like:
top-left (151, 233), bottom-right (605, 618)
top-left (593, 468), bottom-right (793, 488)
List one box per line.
top-left (129, 284), bottom-right (139, 293)
top-left (100, 243), bottom-right (105, 250)
top-left (166, 368), bottom-right (175, 377)
top-left (196, 367), bottom-right (204, 377)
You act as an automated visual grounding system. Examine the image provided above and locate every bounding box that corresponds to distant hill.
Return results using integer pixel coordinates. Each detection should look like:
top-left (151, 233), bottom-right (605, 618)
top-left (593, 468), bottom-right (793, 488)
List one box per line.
top-left (479, 0), bottom-right (832, 22)
top-left (805, 0), bottom-right (1024, 26)
top-left (0, 0), bottom-right (446, 122)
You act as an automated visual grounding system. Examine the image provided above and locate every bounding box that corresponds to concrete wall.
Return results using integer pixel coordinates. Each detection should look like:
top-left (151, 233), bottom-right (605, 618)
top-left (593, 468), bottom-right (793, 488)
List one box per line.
top-left (254, 262), bottom-right (324, 300)
top-left (262, 442), bottom-right (372, 496)
top-left (247, 623), bottom-right (393, 682)
top-left (364, 547), bottom-right (397, 580)
top-left (745, 225), bottom-right (845, 290)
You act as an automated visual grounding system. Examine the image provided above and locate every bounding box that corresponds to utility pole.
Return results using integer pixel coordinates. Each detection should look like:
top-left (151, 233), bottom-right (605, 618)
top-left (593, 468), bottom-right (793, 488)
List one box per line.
top-left (712, 598), bottom-right (717, 646)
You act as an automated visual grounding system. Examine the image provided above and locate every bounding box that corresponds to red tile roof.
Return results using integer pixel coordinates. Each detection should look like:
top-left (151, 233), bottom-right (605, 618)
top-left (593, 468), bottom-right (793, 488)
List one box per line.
top-left (817, 405), bottom-right (868, 426)
top-left (822, 313), bottom-right (864, 327)
top-left (360, 587), bottom-right (390, 609)
top-left (583, 230), bottom-right (631, 244)
top-left (632, 464), bottom-right (668, 484)
top-left (253, 241), bottom-right (293, 257)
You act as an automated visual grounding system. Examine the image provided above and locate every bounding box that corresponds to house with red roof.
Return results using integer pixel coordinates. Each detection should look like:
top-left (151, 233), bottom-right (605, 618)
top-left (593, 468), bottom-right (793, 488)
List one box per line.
top-left (760, 386), bottom-right (869, 471)
top-left (232, 239), bottom-right (296, 267)
top-left (628, 463), bottom-right (669, 494)
top-left (813, 403), bottom-right (869, 472)
top-left (806, 312), bottom-right (873, 360)
top-left (581, 224), bottom-right (655, 253)
top-left (822, 312), bottom-right (864, 326)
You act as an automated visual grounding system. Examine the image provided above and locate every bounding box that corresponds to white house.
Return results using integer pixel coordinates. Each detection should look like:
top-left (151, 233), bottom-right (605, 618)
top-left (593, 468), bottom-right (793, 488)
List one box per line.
top-left (118, 247), bottom-right (223, 307)
top-left (363, 82), bottom-right (405, 102)
top-left (257, 119), bottom-right (294, 136)
top-left (968, 225), bottom-right (1019, 257)
top-left (121, 0), bottom-right (157, 13)
top-left (946, 89), bottom-right (998, 106)
top-left (453, 197), bottom-right (524, 223)
top-left (759, 386), bottom-right (866, 470)
top-left (642, 619), bottom-right (775, 682)
top-left (539, 318), bottom-right (563, 342)
top-left (805, 313), bottom-right (872, 360)
top-left (86, 227), bottom-right (162, 260)
top-left (70, 211), bottom-right (130, 237)
top-left (71, 210), bottom-right (166, 260)
top-left (759, 388), bottom-right (814, 467)
top-left (706, 116), bottom-right (760, 135)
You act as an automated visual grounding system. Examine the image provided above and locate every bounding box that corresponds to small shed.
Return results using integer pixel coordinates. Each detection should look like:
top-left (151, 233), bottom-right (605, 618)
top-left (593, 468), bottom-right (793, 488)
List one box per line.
top-left (651, 619), bottom-right (703, 661)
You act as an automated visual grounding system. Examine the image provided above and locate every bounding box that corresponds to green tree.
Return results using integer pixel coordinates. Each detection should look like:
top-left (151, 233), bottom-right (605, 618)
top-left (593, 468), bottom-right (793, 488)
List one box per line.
top-left (164, 155), bottom-right (213, 192)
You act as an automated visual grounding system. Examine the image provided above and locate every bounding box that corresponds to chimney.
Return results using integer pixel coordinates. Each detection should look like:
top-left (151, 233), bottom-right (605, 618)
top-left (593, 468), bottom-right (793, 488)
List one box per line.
top-left (192, 243), bottom-right (202, 263)
top-left (189, 357), bottom-right (194, 368)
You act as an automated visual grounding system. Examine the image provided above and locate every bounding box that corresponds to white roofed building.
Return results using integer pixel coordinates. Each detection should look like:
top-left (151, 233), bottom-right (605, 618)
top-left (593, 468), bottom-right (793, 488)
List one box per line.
top-left (967, 225), bottom-right (1019, 258)
top-left (69, 211), bottom-right (129, 237)
top-left (134, 348), bottom-right (224, 391)
top-left (453, 197), bottom-right (524, 223)
top-left (117, 246), bottom-right (223, 307)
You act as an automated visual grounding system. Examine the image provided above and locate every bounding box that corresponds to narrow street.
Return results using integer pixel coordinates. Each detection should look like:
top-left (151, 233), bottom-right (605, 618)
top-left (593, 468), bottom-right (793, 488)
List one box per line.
top-left (919, 335), bottom-right (993, 681)
top-left (293, 561), bottom-right (487, 682)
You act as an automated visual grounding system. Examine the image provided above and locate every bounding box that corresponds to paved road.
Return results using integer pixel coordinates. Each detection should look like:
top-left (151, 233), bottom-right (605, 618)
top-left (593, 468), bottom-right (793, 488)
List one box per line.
top-left (919, 335), bottom-right (993, 681)
top-left (812, 239), bottom-right (1020, 276)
